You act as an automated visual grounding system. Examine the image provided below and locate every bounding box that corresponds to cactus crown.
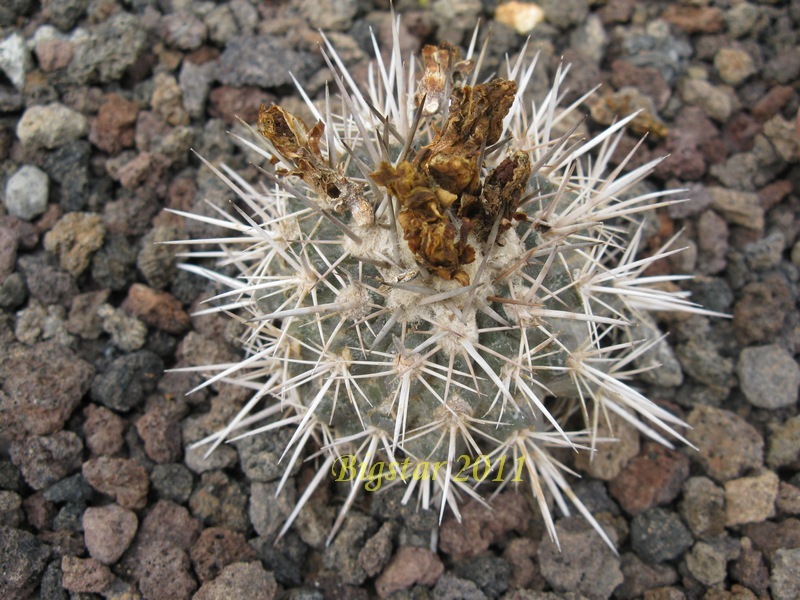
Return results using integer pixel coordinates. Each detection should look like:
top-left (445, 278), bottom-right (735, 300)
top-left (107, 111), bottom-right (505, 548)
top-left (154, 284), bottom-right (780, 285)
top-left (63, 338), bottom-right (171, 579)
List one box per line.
top-left (174, 20), bottom-right (713, 550)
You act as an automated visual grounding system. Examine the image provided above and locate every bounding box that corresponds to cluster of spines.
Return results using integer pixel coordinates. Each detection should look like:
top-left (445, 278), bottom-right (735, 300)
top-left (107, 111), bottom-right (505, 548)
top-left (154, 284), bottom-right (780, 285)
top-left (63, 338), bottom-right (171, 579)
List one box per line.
top-left (169, 17), bottom-right (718, 550)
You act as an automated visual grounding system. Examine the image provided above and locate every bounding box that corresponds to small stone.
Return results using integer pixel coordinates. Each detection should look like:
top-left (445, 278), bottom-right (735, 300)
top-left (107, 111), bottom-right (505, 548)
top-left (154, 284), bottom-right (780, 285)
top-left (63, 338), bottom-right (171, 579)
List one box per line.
top-left (358, 521), bottom-right (394, 578)
top-left (122, 283), bottom-right (190, 334)
top-left (763, 114), bottom-right (799, 163)
top-left (234, 427), bottom-right (297, 483)
top-left (42, 0), bottom-right (87, 31)
top-left (768, 415), bottom-right (800, 470)
top-left (680, 79), bottom-right (735, 123)
top-left (771, 548), bottom-right (800, 600)
top-left (160, 11), bottom-right (208, 50)
top-left (0, 490), bottom-right (23, 527)
top-left (663, 4), bottom-right (724, 33)
top-left (43, 212), bottom-right (105, 276)
top-left (495, 2), bottom-right (546, 34)
top-left (725, 470), bottom-right (779, 526)
top-left (609, 443), bottom-right (690, 516)
top-left (16, 103), bottom-right (88, 149)
top-left (733, 275), bottom-right (793, 345)
top-left (96, 303), bottom-right (147, 352)
top-left (193, 561), bottom-right (277, 600)
top-left (630, 508), bottom-right (693, 564)
top-left (35, 37), bottom-right (75, 72)
top-left (714, 48), bottom-right (756, 86)
top-left (323, 512), bottom-right (376, 585)
top-left (731, 537), bottom-right (770, 596)
top-left (60, 555), bottom-right (114, 593)
top-left (0, 32), bottom-right (31, 90)
top-left (44, 473), bottom-right (92, 504)
top-left (454, 555), bottom-right (511, 598)
top-left (152, 73), bottom-right (188, 127)
top-left (0, 526), bottom-right (52, 600)
top-left (4, 165), bottom-right (49, 221)
top-left (137, 500), bottom-right (201, 552)
top-left (65, 289), bottom-right (109, 339)
top-left (685, 541), bottom-right (727, 586)
top-left (591, 87), bottom-right (668, 138)
top-left (686, 405), bottom-right (764, 482)
top-left (151, 463), bottom-right (194, 504)
top-left (249, 480), bottom-right (296, 540)
top-left (696, 209), bottom-right (728, 274)
top-left (538, 517), bottom-right (622, 597)
top-left (216, 35), bottom-right (319, 89)
top-left (725, 3), bottom-right (763, 38)
top-left (433, 573), bottom-right (487, 600)
top-left (616, 552), bottom-right (678, 599)
top-left (90, 350), bottom-right (164, 412)
top-left (777, 481), bottom-right (800, 516)
top-left (0, 341), bottom-right (94, 438)
top-left (9, 431), bottom-right (83, 490)
top-left (189, 470), bottom-right (249, 532)
top-left (82, 403), bottom-right (125, 457)
top-left (67, 13), bottom-right (146, 84)
top-left (743, 231), bottom-right (784, 272)
top-left (741, 519), bottom-right (800, 563)
top-left (752, 85), bottom-right (794, 122)
top-left (375, 546), bottom-right (444, 598)
top-left (190, 527), bottom-right (258, 583)
top-left (208, 85), bottom-right (275, 124)
top-left (136, 407), bottom-right (182, 464)
top-left (204, 5), bottom-right (238, 46)
top-left (89, 93), bottom-right (139, 155)
top-left (83, 504), bottom-right (138, 565)
top-left (137, 224), bottom-right (185, 290)
top-left (82, 457), bottom-right (149, 510)
top-left (439, 491), bottom-right (531, 558)
top-left (179, 60), bottom-right (215, 119)
top-left (679, 477), bottom-right (726, 539)
top-left (135, 540), bottom-right (197, 600)
top-left (42, 140), bottom-right (92, 212)
top-left (0, 226), bottom-right (19, 279)
top-left (707, 187), bottom-right (763, 230)
top-left (737, 345), bottom-right (800, 410)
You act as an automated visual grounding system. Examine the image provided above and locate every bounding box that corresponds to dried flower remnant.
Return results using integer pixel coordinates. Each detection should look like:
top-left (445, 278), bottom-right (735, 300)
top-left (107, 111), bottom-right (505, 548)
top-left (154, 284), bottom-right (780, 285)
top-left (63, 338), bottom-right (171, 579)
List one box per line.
top-left (415, 42), bottom-right (475, 116)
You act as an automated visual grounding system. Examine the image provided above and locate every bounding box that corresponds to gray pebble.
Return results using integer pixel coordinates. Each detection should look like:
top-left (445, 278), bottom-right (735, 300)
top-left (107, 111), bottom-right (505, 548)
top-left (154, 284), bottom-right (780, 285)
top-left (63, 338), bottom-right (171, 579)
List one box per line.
top-left (151, 463), bottom-right (194, 504)
top-left (685, 541), bottom-right (727, 586)
top-left (90, 350), bottom-right (164, 412)
top-left (0, 32), bottom-right (31, 90)
top-left (737, 344), bottom-right (800, 410)
top-left (4, 165), bottom-right (49, 221)
top-left (67, 13), bottom-right (146, 84)
top-left (433, 573), bottom-right (488, 600)
top-left (217, 35), bottom-right (319, 89)
top-left (0, 526), bottom-right (52, 600)
top-left (771, 547), bottom-right (800, 600)
top-left (630, 508), bottom-right (693, 564)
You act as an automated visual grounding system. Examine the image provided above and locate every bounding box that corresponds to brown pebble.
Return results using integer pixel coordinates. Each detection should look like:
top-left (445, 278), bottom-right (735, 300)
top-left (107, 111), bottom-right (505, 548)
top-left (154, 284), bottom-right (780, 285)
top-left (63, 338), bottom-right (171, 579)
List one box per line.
top-left (83, 404), bottom-right (125, 456)
top-left (82, 457), bottom-right (149, 509)
top-left (193, 561), bottom-right (277, 600)
top-left (83, 504), bottom-right (138, 565)
top-left (61, 555), bottom-right (115, 593)
top-left (89, 93), bottom-right (140, 155)
top-left (189, 527), bottom-right (258, 583)
top-left (375, 546), bottom-right (444, 598)
top-left (122, 283), bottom-right (190, 334)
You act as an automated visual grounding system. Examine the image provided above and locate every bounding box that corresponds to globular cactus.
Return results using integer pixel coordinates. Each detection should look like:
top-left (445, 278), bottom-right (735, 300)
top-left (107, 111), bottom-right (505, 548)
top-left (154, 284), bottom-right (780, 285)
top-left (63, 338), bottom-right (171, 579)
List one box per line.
top-left (174, 21), bottom-right (711, 549)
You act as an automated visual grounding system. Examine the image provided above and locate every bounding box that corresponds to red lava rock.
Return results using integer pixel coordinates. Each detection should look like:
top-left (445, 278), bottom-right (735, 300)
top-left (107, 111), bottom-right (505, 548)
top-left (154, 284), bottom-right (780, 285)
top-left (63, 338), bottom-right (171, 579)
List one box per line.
top-left (208, 86), bottom-right (276, 124)
top-left (752, 85), bottom-right (794, 122)
top-left (733, 273), bottom-right (793, 345)
top-left (136, 407), bottom-right (182, 464)
top-left (35, 39), bottom-right (75, 72)
top-left (741, 518), bottom-right (800, 563)
top-left (723, 111), bottom-right (761, 153)
top-left (83, 504), bottom-right (138, 565)
top-left (9, 431), bottom-right (83, 490)
top-left (758, 179), bottom-right (792, 211)
top-left (193, 562), bottom-right (278, 600)
top-left (136, 540), bottom-right (198, 600)
top-left (166, 177), bottom-right (197, 213)
top-left (438, 491), bottom-right (531, 559)
top-left (375, 546), bottom-right (444, 598)
top-left (610, 60), bottom-right (671, 111)
top-left (137, 500), bottom-right (201, 552)
top-left (61, 555), bottom-right (115, 593)
top-left (609, 443), bottom-right (690, 516)
top-left (662, 5), bottom-right (724, 33)
top-left (23, 490), bottom-right (56, 530)
top-left (0, 341), bottom-right (94, 438)
top-left (730, 538), bottom-right (770, 596)
top-left (82, 457), bottom-right (149, 509)
top-left (189, 527), bottom-right (258, 583)
top-left (122, 283), bottom-right (190, 334)
top-left (598, 0), bottom-right (635, 24)
top-left (89, 93), bottom-right (140, 155)
top-left (82, 404), bottom-right (125, 456)
top-left (686, 405), bottom-right (764, 483)
top-left (503, 537), bottom-right (543, 591)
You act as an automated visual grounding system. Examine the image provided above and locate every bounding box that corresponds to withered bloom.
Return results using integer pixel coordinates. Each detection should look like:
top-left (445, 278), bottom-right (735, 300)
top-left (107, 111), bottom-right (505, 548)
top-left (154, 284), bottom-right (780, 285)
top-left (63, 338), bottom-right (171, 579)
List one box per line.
top-left (258, 105), bottom-right (374, 226)
top-left (372, 161), bottom-right (474, 286)
top-left (415, 42), bottom-right (474, 116)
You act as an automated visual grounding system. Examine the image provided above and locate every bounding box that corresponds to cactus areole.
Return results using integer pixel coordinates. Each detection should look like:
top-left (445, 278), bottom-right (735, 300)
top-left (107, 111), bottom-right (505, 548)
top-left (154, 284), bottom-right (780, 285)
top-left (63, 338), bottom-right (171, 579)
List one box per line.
top-left (174, 25), bottom-right (713, 549)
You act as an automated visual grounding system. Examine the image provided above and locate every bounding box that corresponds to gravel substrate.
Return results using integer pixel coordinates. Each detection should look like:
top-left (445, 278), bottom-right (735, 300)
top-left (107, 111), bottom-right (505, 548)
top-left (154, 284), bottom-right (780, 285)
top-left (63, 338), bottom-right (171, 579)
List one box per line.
top-left (1, 1), bottom-right (799, 599)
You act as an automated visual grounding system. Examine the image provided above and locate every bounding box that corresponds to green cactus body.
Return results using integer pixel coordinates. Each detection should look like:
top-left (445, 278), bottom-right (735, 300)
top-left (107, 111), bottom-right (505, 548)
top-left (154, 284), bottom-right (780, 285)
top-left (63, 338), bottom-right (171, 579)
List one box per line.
top-left (175, 21), bottom-right (714, 548)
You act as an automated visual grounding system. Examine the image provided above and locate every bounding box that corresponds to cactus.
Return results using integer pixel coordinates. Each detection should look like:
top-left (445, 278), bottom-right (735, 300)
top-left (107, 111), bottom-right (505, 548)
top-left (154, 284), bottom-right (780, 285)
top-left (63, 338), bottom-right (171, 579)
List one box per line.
top-left (174, 22), bottom-right (712, 549)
